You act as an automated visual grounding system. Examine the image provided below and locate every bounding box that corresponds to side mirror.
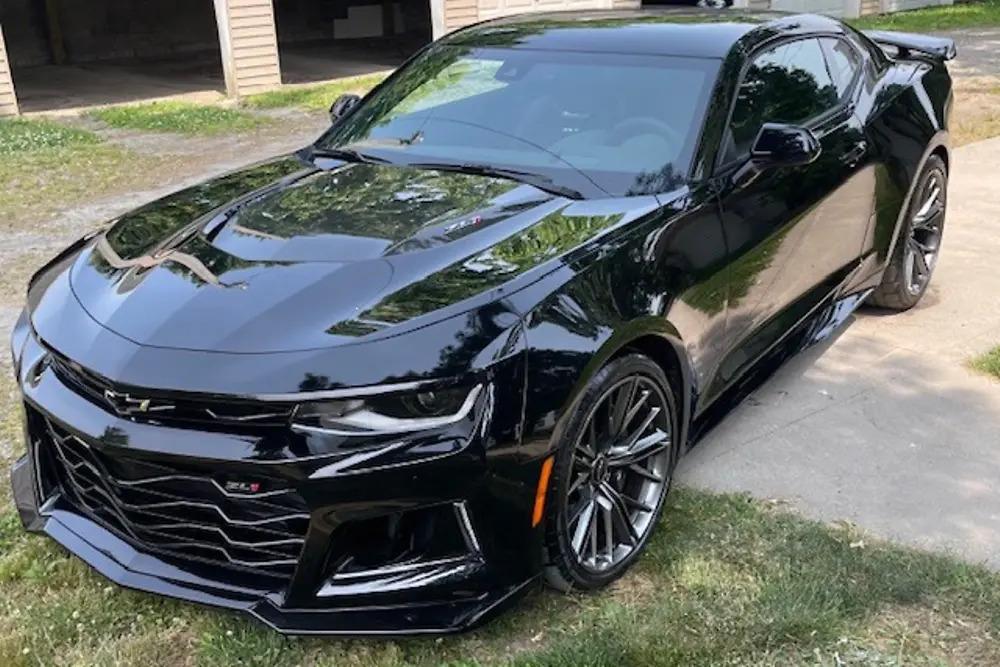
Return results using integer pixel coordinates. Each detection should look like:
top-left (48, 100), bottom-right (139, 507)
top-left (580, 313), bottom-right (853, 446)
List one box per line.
top-left (329, 93), bottom-right (361, 123)
top-left (733, 123), bottom-right (822, 186)
top-left (751, 123), bottom-right (822, 168)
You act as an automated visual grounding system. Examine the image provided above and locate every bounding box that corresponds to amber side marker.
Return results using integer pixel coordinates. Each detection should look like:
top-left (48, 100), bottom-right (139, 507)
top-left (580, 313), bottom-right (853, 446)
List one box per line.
top-left (531, 456), bottom-right (555, 527)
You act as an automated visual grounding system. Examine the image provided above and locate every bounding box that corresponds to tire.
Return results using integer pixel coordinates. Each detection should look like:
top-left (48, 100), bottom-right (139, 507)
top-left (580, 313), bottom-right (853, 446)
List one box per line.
top-left (542, 353), bottom-right (679, 592)
top-left (868, 155), bottom-right (947, 310)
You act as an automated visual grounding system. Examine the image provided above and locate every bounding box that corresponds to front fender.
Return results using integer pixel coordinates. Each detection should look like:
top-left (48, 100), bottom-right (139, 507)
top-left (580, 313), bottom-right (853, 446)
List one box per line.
top-left (515, 268), bottom-right (696, 462)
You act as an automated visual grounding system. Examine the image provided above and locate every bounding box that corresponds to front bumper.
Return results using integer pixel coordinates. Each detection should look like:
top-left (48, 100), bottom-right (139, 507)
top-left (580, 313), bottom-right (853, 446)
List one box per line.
top-left (10, 325), bottom-right (541, 635)
top-left (10, 463), bottom-right (533, 634)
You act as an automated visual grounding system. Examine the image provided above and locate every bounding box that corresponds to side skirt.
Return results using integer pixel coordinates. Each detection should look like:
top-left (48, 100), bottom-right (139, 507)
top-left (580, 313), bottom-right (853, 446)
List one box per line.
top-left (685, 286), bottom-right (874, 449)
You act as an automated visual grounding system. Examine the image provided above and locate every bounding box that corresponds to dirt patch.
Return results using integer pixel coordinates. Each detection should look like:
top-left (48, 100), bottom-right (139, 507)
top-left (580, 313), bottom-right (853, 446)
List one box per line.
top-left (865, 603), bottom-right (1000, 666)
top-left (951, 75), bottom-right (1000, 146)
top-left (0, 111), bottom-right (329, 311)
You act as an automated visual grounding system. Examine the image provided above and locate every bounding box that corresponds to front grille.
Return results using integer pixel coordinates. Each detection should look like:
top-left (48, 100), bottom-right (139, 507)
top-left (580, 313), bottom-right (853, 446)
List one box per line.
top-left (48, 353), bottom-right (294, 430)
top-left (37, 414), bottom-right (309, 580)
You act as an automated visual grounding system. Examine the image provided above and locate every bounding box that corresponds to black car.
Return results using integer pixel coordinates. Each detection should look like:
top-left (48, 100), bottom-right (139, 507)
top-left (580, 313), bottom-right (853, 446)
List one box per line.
top-left (10, 10), bottom-right (954, 635)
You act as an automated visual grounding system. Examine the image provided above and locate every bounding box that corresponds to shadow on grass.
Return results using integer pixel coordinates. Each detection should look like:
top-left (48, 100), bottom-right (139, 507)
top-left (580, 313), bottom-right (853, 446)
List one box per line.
top-left (6, 486), bottom-right (996, 667)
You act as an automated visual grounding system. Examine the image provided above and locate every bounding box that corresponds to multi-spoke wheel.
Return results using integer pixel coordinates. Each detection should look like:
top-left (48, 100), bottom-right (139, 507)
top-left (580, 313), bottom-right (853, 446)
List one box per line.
top-left (543, 353), bottom-right (677, 591)
top-left (869, 155), bottom-right (947, 310)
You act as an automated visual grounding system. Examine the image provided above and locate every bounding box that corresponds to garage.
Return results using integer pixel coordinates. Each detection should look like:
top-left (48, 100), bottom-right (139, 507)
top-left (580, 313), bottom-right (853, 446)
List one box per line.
top-left (273, 0), bottom-right (432, 85)
top-left (1, 0), bottom-right (228, 113)
top-left (0, 0), bottom-right (642, 116)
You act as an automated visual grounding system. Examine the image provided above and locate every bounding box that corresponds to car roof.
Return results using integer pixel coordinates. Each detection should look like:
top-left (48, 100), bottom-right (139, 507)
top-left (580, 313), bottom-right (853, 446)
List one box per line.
top-left (443, 9), bottom-right (846, 59)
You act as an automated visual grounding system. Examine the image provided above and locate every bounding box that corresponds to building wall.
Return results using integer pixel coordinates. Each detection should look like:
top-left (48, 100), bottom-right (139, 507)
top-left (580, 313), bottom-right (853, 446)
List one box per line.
top-left (0, 24), bottom-right (18, 116)
top-left (886, 0), bottom-right (951, 12)
top-left (0, 0), bottom-right (48, 68)
top-left (444, 0), bottom-right (479, 30)
top-left (446, 0), bottom-right (639, 30)
top-left (771, 0), bottom-right (847, 16)
top-left (1, 0), bottom-right (221, 67)
top-left (765, 0), bottom-right (950, 15)
top-left (216, 0), bottom-right (283, 97)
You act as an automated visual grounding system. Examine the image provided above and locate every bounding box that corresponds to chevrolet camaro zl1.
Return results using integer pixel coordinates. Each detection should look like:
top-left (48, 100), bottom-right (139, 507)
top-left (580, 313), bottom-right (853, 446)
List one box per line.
top-left (10, 9), bottom-right (954, 634)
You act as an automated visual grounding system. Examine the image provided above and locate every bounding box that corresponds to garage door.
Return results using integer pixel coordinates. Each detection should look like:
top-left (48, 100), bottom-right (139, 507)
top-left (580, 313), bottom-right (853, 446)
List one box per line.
top-left (478, 0), bottom-right (613, 21)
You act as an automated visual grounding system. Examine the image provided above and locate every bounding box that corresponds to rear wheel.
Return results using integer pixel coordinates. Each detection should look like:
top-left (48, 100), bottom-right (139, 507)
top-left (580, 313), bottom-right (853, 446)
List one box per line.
top-left (869, 155), bottom-right (947, 310)
top-left (543, 354), bottom-right (677, 591)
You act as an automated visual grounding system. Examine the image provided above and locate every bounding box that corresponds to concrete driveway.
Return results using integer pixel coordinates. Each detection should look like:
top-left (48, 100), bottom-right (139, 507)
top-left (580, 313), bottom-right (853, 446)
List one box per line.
top-left (679, 135), bottom-right (1000, 568)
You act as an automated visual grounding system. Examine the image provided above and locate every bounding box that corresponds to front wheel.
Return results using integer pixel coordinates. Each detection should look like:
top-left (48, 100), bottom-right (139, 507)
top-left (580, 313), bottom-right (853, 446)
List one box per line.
top-left (869, 155), bottom-right (947, 310)
top-left (543, 354), bottom-right (678, 592)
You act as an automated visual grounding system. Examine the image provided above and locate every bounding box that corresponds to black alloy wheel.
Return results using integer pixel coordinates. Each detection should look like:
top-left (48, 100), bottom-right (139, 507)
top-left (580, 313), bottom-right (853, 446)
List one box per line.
top-left (870, 155), bottom-right (947, 310)
top-left (544, 354), bottom-right (677, 591)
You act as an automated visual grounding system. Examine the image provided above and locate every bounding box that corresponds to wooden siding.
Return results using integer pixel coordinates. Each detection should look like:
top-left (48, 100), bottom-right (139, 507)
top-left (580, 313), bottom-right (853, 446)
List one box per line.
top-left (860, 0), bottom-right (881, 15)
top-left (445, 0), bottom-right (480, 30)
top-left (886, 0), bottom-right (951, 12)
top-left (215, 0), bottom-right (282, 98)
top-left (451, 0), bottom-right (635, 31)
top-left (0, 23), bottom-right (17, 117)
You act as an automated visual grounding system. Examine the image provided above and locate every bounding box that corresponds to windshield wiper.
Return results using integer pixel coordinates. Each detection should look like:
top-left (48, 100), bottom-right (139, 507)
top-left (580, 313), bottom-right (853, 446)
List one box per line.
top-left (408, 162), bottom-right (583, 199)
top-left (310, 147), bottom-right (390, 165)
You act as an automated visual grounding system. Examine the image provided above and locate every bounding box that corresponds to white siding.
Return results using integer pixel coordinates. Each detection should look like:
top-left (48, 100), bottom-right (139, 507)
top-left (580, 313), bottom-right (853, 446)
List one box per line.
top-left (215, 0), bottom-right (282, 98)
top-left (0, 23), bottom-right (18, 117)
top-left (860, 0), bottom-right (882, 15)
top-left (771, 0), bottom-right (847, 17)
top-left (477, 0), bottom-right (618, 22)
top-left (766, 0), bottom-right (951, 14)
top-left (886, 0), bottom-right (952, 12)
top-left (445, 0), bottom-right (480, 30)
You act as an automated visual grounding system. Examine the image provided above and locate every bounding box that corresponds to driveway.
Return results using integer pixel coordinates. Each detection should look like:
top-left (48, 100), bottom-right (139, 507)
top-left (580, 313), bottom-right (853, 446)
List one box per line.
top-left (679, 135), bottom-right (1000, 568)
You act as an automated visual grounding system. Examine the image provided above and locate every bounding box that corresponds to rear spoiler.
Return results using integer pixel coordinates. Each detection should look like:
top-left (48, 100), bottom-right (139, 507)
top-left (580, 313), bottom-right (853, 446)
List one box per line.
top-left (863, 30), bottom-right (957, 61)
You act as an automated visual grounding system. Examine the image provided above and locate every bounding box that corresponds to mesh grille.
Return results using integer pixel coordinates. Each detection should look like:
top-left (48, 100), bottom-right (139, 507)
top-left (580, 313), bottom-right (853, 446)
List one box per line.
top-left (38, 415), bottom-right (309, 580)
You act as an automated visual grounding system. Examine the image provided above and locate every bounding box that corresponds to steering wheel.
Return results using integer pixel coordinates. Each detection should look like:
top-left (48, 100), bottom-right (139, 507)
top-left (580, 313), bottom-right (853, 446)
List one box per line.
top-left (609, 117), bottom-right (681, 150)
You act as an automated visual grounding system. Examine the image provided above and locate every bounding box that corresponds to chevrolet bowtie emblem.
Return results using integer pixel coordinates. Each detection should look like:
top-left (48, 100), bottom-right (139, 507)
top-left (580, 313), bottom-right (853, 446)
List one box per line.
top-left (103, 388), bottom-right (151, 414)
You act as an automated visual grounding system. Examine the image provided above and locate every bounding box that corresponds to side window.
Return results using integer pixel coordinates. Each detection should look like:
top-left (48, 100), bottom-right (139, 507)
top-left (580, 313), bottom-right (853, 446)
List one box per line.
top-left (822, 37), bottom-right (862, 98)
top-left (723, 38), bottom-right (839, 164)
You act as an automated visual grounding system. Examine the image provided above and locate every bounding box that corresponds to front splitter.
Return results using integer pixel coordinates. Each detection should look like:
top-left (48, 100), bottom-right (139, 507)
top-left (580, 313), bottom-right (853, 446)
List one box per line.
top-left (12, 455), bottom-right (538, 636)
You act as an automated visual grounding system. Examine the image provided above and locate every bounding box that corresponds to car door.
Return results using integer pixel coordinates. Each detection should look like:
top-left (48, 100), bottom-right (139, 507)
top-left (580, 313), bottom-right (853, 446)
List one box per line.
top-left (709, 35), bottom-right (874, 392)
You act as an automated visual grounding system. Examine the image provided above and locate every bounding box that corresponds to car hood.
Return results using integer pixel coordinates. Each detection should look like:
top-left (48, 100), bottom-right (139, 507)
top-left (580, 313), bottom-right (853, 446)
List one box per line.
top-left (63, 154), bottom-right (660, 354)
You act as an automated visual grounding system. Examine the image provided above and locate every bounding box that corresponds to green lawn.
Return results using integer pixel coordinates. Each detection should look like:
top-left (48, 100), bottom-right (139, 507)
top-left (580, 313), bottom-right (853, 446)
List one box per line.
top-left (970, 345), bottom-right (1000, 379)
top-left (88, 102), bottom-right (265, 135)
top-left (852, 0), bottom-right (1000, 31)
top-left (0, 118), bottom-right (156, 229)
top-left (243, 73), bottom-right (389, 112)
top-left (2, 485), bottom-right (1000, 666)
top-left (0, 118), bottom-right (99, 155)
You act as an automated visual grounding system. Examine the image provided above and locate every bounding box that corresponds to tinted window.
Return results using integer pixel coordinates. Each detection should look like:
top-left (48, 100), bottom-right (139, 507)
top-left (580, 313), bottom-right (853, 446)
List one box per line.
top-left (724, 39), bottom-right (838, 163)
top-left (822, 37), bottom-right (862, 98)
top-left (317, 46), bottom-right (719, 197)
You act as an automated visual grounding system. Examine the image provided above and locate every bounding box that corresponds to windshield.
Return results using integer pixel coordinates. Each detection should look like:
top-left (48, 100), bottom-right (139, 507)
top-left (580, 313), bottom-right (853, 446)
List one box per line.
top-left (315, 46), bottom-right (719, 198)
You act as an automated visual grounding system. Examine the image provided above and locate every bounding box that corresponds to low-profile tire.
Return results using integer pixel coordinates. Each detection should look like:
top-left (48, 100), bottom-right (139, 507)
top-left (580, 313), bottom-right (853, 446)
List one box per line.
top-left (543, 353), bottom-right (678, 592)
top-left (868, 155), bottom-right (947, 310)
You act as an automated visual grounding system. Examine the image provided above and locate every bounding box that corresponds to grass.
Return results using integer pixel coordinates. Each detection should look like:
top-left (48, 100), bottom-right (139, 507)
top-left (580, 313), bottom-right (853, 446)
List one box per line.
top-left (0, 141), bottom-right (159, 230)
top-left (852, 0), bottom-right (1000, 31)
top-left (969, 345), bottom-right (1000, 379)
top-left (243, 72), bottom-right (389, 112)
top-left (0, 117), bottom-right (160, 229)
top-left (953, 102), bottom-right (1000, 145)
top-left (2, 485), bottom-right (1000, 666)
top-left (88, 101), bottom-right (266, 135)
top-left (0, 117), bottom-right (99, 156)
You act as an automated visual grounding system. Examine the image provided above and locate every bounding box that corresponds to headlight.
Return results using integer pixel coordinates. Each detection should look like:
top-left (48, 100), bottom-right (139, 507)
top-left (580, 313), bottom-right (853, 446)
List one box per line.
top-left (291, 383), bottom-right (483, 435)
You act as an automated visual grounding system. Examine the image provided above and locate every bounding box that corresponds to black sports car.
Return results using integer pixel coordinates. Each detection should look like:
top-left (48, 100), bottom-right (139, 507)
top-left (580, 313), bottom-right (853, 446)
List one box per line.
top-left (10, 10), bottom-right (954, 635)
